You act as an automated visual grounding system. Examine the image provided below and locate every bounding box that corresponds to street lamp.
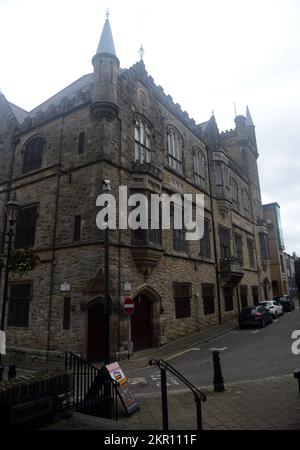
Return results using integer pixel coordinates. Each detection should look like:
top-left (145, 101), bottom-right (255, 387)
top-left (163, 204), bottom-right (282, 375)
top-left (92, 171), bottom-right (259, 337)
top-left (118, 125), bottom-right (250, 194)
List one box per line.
top-left (102, 180), bottom-right (111, 365)
top-left (0, 193), bottom-right (21, 380)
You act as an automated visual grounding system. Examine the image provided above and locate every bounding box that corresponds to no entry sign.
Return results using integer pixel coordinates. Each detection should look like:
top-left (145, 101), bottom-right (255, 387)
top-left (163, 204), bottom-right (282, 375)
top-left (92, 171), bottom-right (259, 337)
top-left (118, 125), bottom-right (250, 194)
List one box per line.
top-left (124, 297), bottom-right (135, 316)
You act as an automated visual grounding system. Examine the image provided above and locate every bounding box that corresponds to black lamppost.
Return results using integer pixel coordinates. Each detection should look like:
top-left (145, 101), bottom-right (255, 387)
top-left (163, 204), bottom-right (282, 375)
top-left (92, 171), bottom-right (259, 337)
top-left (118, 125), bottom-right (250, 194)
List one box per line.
top-left (0, 194), bottom-right (21, 380)
top-left (102, 180), bottom-right (111, 365)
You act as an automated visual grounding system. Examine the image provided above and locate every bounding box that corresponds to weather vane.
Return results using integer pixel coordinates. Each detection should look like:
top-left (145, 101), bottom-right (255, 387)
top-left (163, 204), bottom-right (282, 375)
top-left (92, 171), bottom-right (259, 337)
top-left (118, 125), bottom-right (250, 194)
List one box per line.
top-left (106, 8), bottom-right (110, 18)
top-left (139, 44), bottom-right (145, 61)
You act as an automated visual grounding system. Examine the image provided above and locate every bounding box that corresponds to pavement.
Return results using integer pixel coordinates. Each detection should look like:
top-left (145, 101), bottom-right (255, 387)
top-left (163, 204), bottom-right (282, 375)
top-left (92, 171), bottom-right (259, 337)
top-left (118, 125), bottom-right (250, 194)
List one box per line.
top-left (42, 309), bottom-right (300, 430)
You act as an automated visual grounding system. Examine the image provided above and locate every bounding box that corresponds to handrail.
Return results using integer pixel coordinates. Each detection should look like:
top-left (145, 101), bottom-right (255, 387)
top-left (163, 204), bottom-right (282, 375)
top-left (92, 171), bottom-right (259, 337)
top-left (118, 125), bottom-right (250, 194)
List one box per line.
top-left (149, 358), bottom-right (206, 430)
top-left (65, 352), bottom-right (119, 420)
top-left (150, 359), bottom-right (206, 401)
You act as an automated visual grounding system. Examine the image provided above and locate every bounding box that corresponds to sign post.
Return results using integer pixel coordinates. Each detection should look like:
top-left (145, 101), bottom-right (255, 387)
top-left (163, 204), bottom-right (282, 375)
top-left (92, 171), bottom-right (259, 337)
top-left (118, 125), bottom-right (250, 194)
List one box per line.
top-left (123, 297), bottom-right (134, 359)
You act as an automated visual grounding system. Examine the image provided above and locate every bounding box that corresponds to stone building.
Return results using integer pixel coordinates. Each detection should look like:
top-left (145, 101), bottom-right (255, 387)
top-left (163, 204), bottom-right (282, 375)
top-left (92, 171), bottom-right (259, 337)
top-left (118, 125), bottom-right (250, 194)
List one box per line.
top-left (0, 17), bottom-right (273, 362)
top-left (263, 202), bottom-right (288, 296)
top-left (284, 253), bottom-right (297, 298)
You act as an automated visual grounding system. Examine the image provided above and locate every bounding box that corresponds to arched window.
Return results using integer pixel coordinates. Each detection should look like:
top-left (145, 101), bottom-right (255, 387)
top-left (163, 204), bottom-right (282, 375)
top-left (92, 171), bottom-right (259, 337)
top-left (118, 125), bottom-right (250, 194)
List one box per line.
top-left (22, 136), bottom-right (44, 174)
top-left (167, 126), bottom-right (183, 174)
top-left (243, 189), bottom-right (251, 219)
top-left (134, 117), bottom-right (151, 163)
top-left (193, 148), bottom-right (206, 189)
top-left (230, 177), bottom-right (239, 211)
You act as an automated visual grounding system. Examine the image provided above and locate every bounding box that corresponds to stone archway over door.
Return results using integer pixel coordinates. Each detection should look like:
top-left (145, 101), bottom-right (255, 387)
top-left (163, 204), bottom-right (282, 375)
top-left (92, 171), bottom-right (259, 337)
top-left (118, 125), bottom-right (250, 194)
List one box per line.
top-left (131, 294), bottom-right (152, 351)
top-left (87, 302), bottom-right (105, 362)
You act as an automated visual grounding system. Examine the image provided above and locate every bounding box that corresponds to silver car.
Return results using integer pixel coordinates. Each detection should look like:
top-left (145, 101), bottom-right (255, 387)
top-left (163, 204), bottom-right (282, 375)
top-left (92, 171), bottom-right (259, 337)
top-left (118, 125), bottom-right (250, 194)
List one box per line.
top-left (258, 300), bottom-right (283, 318)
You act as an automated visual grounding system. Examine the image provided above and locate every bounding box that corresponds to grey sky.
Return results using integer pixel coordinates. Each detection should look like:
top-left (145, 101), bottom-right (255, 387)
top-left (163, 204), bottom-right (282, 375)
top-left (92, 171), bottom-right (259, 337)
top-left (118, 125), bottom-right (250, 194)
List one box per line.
top-left (1, 0), bottom-right (299, 255)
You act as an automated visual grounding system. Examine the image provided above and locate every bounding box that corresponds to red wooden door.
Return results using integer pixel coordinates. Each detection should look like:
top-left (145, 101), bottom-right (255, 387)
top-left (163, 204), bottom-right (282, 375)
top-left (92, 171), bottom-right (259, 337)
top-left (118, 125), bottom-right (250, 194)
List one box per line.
top-left (87, 303), bottom-right (105, 362)
top-left (131, 295), bottom-right (152, 351)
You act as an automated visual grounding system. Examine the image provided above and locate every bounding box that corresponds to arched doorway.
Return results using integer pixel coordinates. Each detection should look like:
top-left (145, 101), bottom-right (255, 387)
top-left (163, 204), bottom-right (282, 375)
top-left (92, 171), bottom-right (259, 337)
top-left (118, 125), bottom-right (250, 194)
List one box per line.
top-left (87, 302), bottom-right (105, 362)
top-left (131, 294), bottom-right (153, 351)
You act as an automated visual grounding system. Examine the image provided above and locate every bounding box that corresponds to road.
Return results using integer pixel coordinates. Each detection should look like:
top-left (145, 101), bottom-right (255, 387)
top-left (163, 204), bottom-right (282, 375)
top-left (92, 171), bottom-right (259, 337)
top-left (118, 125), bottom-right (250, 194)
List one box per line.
top-left (127, 307), bottom-right (300, 395)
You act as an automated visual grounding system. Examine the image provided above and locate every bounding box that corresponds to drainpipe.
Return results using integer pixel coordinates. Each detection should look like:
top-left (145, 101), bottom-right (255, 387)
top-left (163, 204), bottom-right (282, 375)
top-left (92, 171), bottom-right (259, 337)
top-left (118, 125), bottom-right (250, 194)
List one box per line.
top-left (206, 146), bottom-right (222, 325)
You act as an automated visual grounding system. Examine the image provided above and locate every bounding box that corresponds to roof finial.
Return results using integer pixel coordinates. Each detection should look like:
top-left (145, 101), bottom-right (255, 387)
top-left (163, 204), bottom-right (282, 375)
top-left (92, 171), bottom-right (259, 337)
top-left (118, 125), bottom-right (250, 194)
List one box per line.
top-left (106, 7), bottom-right (110, 19)
top-left (139, 44), bottom-right (145, 61)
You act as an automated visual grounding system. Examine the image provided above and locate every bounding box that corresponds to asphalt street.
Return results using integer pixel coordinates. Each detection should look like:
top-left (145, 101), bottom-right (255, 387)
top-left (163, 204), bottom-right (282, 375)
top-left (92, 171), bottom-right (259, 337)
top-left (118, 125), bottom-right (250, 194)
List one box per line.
top-left (126, 306), bottom-right (300, 395)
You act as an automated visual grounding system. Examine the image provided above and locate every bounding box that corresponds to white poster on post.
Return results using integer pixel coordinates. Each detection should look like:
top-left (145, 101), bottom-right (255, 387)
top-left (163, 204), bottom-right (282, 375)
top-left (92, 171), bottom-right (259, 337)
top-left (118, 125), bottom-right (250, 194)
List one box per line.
top-left (0, 330), bottom-right (6, 355)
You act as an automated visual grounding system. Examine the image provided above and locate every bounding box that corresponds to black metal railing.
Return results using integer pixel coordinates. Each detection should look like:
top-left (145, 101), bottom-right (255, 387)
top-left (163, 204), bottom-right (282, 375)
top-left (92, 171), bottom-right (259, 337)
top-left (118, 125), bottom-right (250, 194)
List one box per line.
top-left (65, 352), bottom-right (119, 420)
top-left (149, 359), bottom-right (206, 431)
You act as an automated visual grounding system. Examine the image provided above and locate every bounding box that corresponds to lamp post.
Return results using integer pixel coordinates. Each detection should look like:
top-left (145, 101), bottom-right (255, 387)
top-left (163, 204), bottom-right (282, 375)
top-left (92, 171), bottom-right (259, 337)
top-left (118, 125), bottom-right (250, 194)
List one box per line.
top-left (0, 193), bottom-right (21, 380)
top-left (102, 180), bottom-right (111, 365)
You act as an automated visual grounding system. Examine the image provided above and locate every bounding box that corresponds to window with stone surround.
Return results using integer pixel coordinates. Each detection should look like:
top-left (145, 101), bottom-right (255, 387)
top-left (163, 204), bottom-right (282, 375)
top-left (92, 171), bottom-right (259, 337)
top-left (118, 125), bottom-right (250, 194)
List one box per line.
top-left (202, 284), bottom-right (215, 315)
top-left (167, 126), bottom-right (183, 174)
top-left (171, 204), bottom-right (186, 252)
top-left (135, 117), bottom-right (151, 163)
top-left (78, 132), bottom-right (85, 155)
top-left (15, 205), bottom-right (38, 249)
top-left (230, 177), bottom-right (239, 212)
top-left (22, 136), bottom-right (44, 174)
top-left (259, 233), bottom-right (269, 260)
top-left (234, 233), bottom-right (244, 265)
top-left (200, 219), bottom-right (211, 259)
top-left (173, 283), bottom-right (191, 319)
top-left (219, 226), bottom-right (231, 260)
top-left (132, 199), bottom-right (162, 247)
top-left (7, 282), bottom-right (31, 327)
top-left (247, 238), bottom-right (255, 268)
top-left (193, 148), bottom-right (206, 189)
top-left (63, 297), bottom-right (71, 330)
top-left (74, 215), bottom-right (82, 241)
top-left (242, 189), bottom-right (251, 219)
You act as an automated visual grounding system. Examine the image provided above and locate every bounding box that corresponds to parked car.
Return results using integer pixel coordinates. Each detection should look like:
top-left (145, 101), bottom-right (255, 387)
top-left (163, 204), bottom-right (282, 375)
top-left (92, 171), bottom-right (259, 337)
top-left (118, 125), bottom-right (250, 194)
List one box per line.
top-left (274, 295), bottom-right (295, 312)
top-left (258, 300), bottom-right (283, 318)
top-left (239, 306), bottom-right (273, 329)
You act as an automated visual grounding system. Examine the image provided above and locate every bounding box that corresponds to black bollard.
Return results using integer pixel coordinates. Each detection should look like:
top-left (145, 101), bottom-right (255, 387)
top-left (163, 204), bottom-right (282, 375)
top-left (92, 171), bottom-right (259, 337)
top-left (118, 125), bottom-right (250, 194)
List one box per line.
top-left (8, 363), bottom-right (16, 380)
top-left (212, 350), bottom-right (225, 392)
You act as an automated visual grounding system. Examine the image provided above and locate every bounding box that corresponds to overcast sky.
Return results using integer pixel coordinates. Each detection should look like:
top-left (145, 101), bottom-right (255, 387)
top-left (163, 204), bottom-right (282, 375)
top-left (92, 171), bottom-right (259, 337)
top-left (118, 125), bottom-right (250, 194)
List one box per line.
top-left (1, 0), bottom-right (299, 255)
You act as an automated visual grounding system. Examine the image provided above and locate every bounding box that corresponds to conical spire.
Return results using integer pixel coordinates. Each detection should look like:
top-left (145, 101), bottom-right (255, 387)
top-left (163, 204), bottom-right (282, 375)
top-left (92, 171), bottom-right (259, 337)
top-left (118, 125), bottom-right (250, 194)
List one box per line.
top-left (246, 106), bottom-right (254, 127)
top-left (96, 17), bottom-right (116, 56)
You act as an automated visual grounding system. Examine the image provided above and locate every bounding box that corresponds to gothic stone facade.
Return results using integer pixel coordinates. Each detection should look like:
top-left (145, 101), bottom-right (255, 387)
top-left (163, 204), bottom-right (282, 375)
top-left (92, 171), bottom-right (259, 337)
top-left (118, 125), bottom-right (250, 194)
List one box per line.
top-left (0, 19), bottom-right (273, 361)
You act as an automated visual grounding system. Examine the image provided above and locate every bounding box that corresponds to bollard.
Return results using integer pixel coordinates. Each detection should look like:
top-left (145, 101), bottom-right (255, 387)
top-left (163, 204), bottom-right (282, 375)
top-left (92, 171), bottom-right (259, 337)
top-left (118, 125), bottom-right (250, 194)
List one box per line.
top-left (294, 369), bottom-right (300, 394)
top-left (212, 351), bottom-right (225, 392)
top-left (8, 363), bottom-right (16, 380)
top-left (0, 364), bottom-right (4, 382)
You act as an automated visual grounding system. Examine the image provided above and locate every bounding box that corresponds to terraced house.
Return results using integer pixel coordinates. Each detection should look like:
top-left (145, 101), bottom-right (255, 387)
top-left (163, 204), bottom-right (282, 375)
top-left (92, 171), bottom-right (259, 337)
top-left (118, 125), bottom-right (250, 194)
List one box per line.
top-left (0, 17), bottom-right (273, 362)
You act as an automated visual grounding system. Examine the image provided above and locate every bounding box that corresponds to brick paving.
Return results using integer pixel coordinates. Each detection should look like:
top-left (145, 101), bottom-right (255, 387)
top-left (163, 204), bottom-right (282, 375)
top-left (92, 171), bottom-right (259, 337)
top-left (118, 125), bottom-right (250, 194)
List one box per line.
top-left (41, 374), bottom-right (300, 430)
top-left (117, 374), bottom-right (300, 430)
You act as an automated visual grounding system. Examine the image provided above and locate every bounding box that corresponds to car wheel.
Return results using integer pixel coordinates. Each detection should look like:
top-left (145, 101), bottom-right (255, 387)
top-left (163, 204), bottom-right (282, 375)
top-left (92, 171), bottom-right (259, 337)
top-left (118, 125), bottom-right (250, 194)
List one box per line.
top-left (260, 319), bottom-right (266, 328)
top-left (274, 312), bottom-right (277, 319)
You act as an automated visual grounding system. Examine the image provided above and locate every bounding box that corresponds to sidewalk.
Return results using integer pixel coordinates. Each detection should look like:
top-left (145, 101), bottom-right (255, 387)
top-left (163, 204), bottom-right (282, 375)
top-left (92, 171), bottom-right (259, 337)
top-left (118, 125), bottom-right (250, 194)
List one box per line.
top-left (121, 319), bottom-right (237, 371)
top-left (118, 374), bottom-right (300, 430)
top-left (41, 374), bottom-right (300, 430)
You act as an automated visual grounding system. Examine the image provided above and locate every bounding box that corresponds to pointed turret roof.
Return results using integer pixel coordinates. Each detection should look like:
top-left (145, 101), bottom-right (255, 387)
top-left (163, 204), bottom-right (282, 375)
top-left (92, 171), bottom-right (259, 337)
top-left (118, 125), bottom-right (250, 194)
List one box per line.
top-left (96, 18), bottom-right (116, 56)
top-left (246, 106), bottom-right (254, 127)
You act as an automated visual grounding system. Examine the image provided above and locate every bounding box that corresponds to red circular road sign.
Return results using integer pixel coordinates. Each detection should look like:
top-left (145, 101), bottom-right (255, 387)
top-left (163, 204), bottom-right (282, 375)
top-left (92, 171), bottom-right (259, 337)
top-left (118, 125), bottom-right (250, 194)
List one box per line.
top-left (123, 297), bottom-right (135, 316)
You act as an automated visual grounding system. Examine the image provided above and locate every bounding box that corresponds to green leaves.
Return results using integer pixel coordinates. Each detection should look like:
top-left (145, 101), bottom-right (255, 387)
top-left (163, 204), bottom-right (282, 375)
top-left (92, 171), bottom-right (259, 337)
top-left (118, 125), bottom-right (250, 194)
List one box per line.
top-left (0, 249), bottom-right (40, 276)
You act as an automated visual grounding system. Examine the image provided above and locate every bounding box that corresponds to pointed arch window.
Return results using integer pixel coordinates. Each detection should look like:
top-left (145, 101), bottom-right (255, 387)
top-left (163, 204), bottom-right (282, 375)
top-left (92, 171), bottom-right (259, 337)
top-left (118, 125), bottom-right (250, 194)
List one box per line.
top-left (22, 136), bottom-right (44, 174)
top-left (167, 126), bottom-right (183, 174)
top-left (134, 117), bottom-right (151, 163)
top-left (243, 189), bottom-right (251, 219)
top-left (230, 177), bottom-right (239, 211)
top-left (193, 148), bottom-right (206, 189)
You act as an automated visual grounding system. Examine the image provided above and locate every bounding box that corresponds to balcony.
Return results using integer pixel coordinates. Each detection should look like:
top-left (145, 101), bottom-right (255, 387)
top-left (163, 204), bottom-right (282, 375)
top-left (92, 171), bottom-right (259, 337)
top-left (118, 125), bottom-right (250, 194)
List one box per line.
top-left (219, 257), bottom-right (244, 287)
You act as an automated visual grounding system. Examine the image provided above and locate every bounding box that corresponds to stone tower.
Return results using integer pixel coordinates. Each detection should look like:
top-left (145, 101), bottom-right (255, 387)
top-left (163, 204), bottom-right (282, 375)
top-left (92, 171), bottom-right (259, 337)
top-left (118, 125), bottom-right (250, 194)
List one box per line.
top-left (90, 16), bottom-right (119, 121)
